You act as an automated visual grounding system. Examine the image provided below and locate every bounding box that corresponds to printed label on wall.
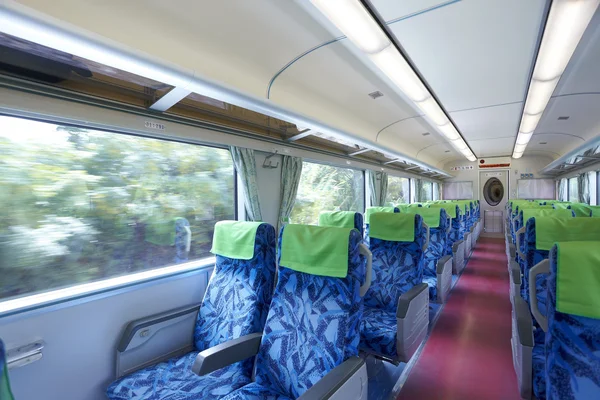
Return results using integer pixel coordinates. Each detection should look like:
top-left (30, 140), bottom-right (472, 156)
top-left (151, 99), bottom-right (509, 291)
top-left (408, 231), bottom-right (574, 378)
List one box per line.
top-left (450, 165), bottom-right (474, 171)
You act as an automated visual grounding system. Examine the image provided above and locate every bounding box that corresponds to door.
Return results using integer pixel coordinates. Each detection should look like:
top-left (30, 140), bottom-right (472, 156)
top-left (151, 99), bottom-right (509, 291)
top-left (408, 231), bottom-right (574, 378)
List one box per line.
top-left (480, 171), bottom-right (508, 233)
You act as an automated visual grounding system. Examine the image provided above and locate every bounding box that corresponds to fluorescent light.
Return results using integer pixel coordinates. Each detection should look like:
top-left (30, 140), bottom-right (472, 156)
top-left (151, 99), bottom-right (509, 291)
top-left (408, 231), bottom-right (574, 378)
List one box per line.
top-left (416, 97), bottom-right (448, 126)
top-left (520, 113), bottom-right (543, 134)
top-left (523, 78), bottom-right (560, 116)
top-left (534, 0), bottom-right (600, 81)
top-left (438, 123), bottom-right (460, 140)
top-left (452, 139), bottom-right (468, 151)
top-left (467, 155), bottom-right (477, 162)
top-left (516, 132), bottom-right (533, 145)
top-left (514, 143), bottom-right (527, 153)
top-left (310, 0), bottom-right (390, 54)
top-left (513, 151), bottom-right (524, 159)
top-left (369, 45), bottom-right (429, 102)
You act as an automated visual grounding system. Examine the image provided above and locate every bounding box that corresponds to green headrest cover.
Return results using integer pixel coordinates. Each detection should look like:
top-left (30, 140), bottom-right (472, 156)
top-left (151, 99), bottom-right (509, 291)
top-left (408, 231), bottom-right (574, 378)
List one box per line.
top-left (318, 211), bottom-right (357, 230)
top-left (407, 203), bottom-right (423, 208)
top-left (210, 221), bottom-right (262, 260)
top-left (365, 207), bottom-right (396, 223)
top-left (590, 205), bottom-right (600, 217)
top-left (403, 207), bottom-right (442, 228)
top-left (428, 203), bottom-right (459, 218)
top-left (396, 204), bottom-right (411, 213)
top-left (556, 242), bottom-right (600, 319)
top-left (522, 208), bottom-right (574, 224)
top-left (369, 213), bottom-right (416, 242)
top-left (533, 217), bottom-right (600, 251)
top-left (553, 203), bottom-right (572, 210)
top-left (145, 217), bottom-right (186, 246)
top-left (279, 224), bottom-right (352, 278)
top-left (569, 203), bottom-right (592, 217)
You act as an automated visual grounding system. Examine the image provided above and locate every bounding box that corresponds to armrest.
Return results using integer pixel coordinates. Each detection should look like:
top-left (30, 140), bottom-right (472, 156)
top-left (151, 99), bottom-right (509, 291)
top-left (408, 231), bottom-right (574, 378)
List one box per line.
top-left (509, 244), bottom-right (516, 259)
top-left (514, 296), bottom-right (534, 347)
top-left (529, 259), bottom-right (550, 332)
top-left (296, 357), bottom-right (365, 400)
top-left (192, 333), bottom-right (262, 376)
top-left (436, 255), bottom-right (452, 275)
top-left (452, 239), bottom-right (464, 252)
top-left (515, 227), bottom-right (526, 260)
top-left (510, 261), bottom-right (521, 285)
top-left (396, 283), bottom-right (428, 319)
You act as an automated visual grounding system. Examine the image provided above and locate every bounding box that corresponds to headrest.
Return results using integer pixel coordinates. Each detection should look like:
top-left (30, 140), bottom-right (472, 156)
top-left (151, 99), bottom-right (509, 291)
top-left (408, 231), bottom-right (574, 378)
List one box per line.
top-left (210, 221), bottom-right (263, 260)
top-left (145, 217), bottom-right (187, 246)
top-left (369, 213), bottom-right (416, 242)
top-left (365, 207), bottom-right (397, 223)
top-left (429, 203), bottom-right (459, 218)
top-left (408, 203), bottom-right (423, 208)
top-left (279, 224), bottom-right (353, 278)
top-left (396, 204), bottom-right (411, 212)
top-left (318, 211), bottom-right (358, 230)
top-left (568, 203), bottom-right (592, 217)
top-left (521, 208), bottom-right (574, 223)
top-left (403, 207), bottom-right (442, 228)
top-left (553, 203), bottom-right (572, 210)
top-left (590, 205), bottom-right (600, 217)
top-left (530, 217), bottom-right (600, 251)
top-left (555, 242), bottom-right (600, 319)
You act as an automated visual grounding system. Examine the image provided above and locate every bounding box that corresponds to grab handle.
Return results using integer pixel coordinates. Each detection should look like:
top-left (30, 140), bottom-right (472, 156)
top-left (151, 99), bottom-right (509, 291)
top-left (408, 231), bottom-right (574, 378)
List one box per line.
top-left (359, 243), bottom-right (372, 297)
top-left (529, 259), bottom-right (550, 332)
top-left (515, 226), bottom-right (526, 260)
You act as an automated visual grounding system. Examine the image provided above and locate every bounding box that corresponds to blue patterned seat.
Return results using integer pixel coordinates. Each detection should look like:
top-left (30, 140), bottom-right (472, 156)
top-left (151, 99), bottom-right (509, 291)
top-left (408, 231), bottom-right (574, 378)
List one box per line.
top-left (107, 221), bottom-right (277, 400)
top-left (364, 207), bottom-right (398, 245)
top-left (542, 243), bottom-right (600, 400)
top-left (222, 225), bottom-right (367, 399)
top-left (361, 213), bottom-right (429, 363)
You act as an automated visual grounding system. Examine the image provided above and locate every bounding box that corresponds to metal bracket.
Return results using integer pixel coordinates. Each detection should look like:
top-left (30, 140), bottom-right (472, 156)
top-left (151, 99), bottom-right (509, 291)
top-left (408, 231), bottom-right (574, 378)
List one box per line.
top-left (7, 341), bottom-right (45, 370)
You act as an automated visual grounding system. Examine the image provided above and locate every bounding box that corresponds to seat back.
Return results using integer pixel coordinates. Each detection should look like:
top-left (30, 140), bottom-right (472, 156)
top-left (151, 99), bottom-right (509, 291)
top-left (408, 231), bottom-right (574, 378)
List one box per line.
top-left (318, 210), bottom-right (363, 237)
top-left (545, 242), bottom-right (600, 399)
top-left (365, 207), bottom-right (398, 243)
top-left (364, 213), bottom-right (426, 312)
top-left (1, 340), bottom-right (15, 400)
top-left (568, 203), bottom-right (592, 217)
top-left (403, 208), bottom-right (448, 279)
top-left (254, 225), bottom-right (365, 398)
top-left (196, 221), bottom-right (276, 352)
top-left (590, 205), bottom-right (600, 217)
top-left (516, 209), bottom-right (574, 261)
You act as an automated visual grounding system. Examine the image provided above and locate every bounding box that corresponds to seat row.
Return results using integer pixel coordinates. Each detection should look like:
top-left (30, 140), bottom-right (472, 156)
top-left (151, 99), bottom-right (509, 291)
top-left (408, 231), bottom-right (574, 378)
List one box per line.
top-left (505, 202), bottom-right (600, 399)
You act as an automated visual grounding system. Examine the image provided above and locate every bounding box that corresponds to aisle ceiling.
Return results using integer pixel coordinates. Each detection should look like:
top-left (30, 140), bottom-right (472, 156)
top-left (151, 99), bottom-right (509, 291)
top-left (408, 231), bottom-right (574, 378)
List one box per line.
top-left (6, 0), bottom-right (600, 172)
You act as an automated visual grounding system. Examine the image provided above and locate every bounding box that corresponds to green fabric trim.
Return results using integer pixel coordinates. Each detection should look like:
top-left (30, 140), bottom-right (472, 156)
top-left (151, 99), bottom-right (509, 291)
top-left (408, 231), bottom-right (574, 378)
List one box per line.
top-left (279, 224), bottom-right (351, 278)
top-left (369, 213), bottom-right (415, 242)
top-left (365, 207), bottom-right (396, 223)
top-left (318, 211), bottom-right (357, 230)
top-left (522, 208), bottom-right (574, 224)
top-left (569, 203), bottom-right (592, 217)
top-left (553, 203), bottom-right (572, 210)
top-left (403, 207), bottom-right (441, 228)
top-left (145, 217), bottom-right (184, 246)
top-left (408, 203), bottom-right (423, 208)
top-left (396, 204), bottom-right (411, 213)
top-left (534, 217), bottom-right (600, 250)
top-left (428, 204), bottom-right (459, 218)
top-left (210, 221), bottom-right (262, 260)
top-left (590, 205), bottom-right (600, 217)
top-left (556, 242), bottom-right (600, 319)
top-left (1, 367), bottom-right (14, 400)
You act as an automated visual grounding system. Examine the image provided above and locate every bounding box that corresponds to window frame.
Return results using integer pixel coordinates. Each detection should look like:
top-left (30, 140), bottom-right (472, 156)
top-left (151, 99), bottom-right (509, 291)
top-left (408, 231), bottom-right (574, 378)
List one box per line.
top-left (0, 114), bottom-right (237, 315)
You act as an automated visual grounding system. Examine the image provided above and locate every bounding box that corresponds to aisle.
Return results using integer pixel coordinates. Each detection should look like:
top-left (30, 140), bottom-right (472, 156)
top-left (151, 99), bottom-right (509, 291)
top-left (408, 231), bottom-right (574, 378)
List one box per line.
top-left (396, 237), bottom-right (520, 400)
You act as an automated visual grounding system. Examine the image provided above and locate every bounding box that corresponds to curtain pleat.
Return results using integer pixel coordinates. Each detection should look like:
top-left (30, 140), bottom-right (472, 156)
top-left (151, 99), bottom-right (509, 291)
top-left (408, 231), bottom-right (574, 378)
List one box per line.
top-left (229, 146), bottom-right (263, 221)
top-left (278, 155), bottom-right (303, 232)
top-left (558, 179), bottom-right (567, 201)
top-left (577, 173), bottom-right (590, 204)
top-left (368, 171), bottom-right (388, 207)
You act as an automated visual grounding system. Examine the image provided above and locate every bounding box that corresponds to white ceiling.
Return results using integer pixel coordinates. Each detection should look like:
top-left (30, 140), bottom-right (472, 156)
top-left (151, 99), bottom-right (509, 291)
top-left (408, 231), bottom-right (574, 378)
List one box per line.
top-left (9, 0), bottom-right (599, 172)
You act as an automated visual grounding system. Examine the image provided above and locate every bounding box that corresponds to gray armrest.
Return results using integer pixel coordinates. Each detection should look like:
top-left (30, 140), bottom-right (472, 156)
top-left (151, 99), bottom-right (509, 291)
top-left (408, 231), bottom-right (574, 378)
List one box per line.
top-left (514, 296), bottom-right (534, 347)
top-left (436, 255), bottom-right (452, 274)
top-left (510, 261), bottom-right (521, 285)
top-left (192, 333), bottom-right (262, 376)
top-left (297, 357), bottom-right (365, 400)
top-left (396, 283), bottom-right (428, 319)
top-left (509, 244), bottom-right (516, 259)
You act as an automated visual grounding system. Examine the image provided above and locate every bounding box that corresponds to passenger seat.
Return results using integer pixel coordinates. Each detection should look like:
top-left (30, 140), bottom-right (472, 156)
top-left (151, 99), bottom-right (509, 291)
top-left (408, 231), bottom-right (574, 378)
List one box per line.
top-left (1, 339), bottom-right (15, 400)
top-left (319, 210), bottom-right (364, 237)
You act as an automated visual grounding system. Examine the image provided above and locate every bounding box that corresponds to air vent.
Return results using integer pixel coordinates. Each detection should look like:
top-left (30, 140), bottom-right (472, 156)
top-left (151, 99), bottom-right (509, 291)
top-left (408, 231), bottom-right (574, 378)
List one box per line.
top-left (539, 142), bottom-right (548, 145)
top-left (558, 116), bottom-right (570, 120)
top-left (422, 132), bottom-right (430, 136)
top-left (368, 91), bottom-right (384, 99)
top-left (444, 150), bottom-right (450, 153)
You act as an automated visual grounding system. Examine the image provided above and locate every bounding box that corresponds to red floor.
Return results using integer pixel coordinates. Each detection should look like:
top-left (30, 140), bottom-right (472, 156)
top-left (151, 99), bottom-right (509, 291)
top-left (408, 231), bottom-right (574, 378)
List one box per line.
top-left (397, 237), bottom-right (520, 400)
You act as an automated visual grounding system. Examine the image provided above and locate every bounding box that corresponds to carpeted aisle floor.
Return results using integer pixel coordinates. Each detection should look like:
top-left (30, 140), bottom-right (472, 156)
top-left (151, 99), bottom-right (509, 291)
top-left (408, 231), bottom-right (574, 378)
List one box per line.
top-left (396, 237), bottom-right (520, 400)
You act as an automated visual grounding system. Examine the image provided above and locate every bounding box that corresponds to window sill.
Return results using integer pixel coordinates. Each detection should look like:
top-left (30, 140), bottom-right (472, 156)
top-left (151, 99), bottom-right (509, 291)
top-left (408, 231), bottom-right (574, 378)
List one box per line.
top-left (0, 257), bottom-right (215, 319)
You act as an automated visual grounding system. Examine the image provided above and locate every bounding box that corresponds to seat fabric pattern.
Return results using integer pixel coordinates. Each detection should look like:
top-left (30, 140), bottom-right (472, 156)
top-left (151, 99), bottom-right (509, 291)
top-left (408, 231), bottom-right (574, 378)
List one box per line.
top-left (546, 246), bottom-right (600, 400)
top-left (446, 215), bottom-right (462, 256)
top-left (354, 212), bottom-right (364, 238)
top-left (222, 383), bottom-right (293, 400)
top-left (107, 223), bottom-right (277, 400)
top-left (521, 220), bottom-right (548, 305)
top-left (423, 276), bottom-right (437, 301)
top-left (423, 209), bottom-right (448, 301)
top-left (532, 344), bottom-right (547, 400)
top-left (359, 307), bottom-right (398, 357)
top-left (250, 229), bottom-right (364, 399)
top-left (107, 352), bottom-right (251, 400)
top-left (363, 215), bottom-right (425, 313)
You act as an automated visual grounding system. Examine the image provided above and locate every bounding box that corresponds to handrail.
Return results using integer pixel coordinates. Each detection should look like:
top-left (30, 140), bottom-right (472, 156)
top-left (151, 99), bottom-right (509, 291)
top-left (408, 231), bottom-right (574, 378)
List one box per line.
top-left (358, 244), bottom-right (372, 297)
top-left (515, 226), bottom-right (526, 260)
top-left (529, 259), bottom-right (550, 332)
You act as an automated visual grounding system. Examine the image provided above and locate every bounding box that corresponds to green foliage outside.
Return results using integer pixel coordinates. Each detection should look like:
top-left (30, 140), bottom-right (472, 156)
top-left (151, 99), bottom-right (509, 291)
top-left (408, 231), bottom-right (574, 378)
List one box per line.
top-left (385, 176), bottom-right (410, 206)
top-left (290, 162), bottom-right (364, 225)
top-left (0, 116), bottom-right (234, 300)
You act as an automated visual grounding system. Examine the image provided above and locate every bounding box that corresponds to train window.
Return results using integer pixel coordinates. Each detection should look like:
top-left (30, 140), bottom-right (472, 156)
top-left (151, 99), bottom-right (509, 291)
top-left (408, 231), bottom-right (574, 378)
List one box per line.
top-left (433, 182), bottom-right (440, 201)
top-left (290, 162), bottom-right (365, 225)
top-left (385, 176), bottom-right (410, 205)
top-left (568, 177), bottom-right (579, 202)
top-left (0, 115), bottom-right (235, 302)
top-left (416, 180), bottom-right (434, 202)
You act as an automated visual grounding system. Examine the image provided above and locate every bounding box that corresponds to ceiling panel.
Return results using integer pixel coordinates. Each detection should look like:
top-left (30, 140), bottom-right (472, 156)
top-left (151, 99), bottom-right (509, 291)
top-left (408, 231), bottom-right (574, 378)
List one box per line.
top-left (467, 138), bottom-right (514, 158)
top-left (537, 95), bottom-right (600, 142)
top-left (449, 103), bottom-right (522, 141)
top-left (369, 0), bottom-right (452, 22)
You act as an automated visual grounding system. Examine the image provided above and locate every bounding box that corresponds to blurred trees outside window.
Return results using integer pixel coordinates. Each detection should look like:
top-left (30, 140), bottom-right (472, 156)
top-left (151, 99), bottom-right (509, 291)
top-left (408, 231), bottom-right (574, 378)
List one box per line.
top-left (385, 176), bottom-right (410, 205)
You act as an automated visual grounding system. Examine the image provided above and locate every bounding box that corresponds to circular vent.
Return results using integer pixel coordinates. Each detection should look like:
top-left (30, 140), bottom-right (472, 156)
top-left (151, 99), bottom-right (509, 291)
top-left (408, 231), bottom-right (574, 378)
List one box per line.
top-left (483, 177), bottom-right (504, 206)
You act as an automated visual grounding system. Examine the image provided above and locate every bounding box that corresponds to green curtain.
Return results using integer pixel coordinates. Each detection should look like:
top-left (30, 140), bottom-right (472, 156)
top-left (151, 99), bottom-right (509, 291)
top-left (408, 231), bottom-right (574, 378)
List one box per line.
top-left (230, 146), bottom-right (263, 221)
top-left (278, 155), bottom-right (303, 232)
top-left (558, 178), bottom-right (567, 201)
top-left (577, 173), bottom-right (590, 204)
top-left (368, 170), bottom-right (388, 207)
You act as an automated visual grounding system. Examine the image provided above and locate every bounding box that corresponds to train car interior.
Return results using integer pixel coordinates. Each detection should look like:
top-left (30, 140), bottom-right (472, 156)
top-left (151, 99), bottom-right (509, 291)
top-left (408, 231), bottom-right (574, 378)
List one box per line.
top-left (0, 0), bottom-right (600, 399)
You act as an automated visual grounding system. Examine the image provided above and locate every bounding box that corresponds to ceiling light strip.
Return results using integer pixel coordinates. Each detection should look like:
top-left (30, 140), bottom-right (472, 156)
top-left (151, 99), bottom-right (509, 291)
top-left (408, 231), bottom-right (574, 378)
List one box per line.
top-left (311, 0), bottom-right (475, 162)
top-left (513, 0), bottom-right (600, 159)
top-left (0, 0), bottom-right (450, 177)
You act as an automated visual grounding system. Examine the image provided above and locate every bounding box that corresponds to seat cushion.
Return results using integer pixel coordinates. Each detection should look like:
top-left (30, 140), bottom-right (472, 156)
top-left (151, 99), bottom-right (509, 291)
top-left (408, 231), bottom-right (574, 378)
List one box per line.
top-left (222, 383), bottom-right (292, 400)
top-left (423, 276), bottom-right (437, 301)
top-left (106, 352), bottom-right (252, 400)
top-left (532, 344), bottom-right (546, 400)
top-left (359, 307), bottom-right (397, 357)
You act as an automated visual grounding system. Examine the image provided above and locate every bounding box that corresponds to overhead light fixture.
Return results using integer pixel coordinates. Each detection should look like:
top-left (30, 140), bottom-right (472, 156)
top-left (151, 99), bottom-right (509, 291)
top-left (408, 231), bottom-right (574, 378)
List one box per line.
top-left (310, 0), bottom-right (474, 161)
top-left (516, 132), bottom-right (533, 145)
top-left (513, 0), bottom-right (600, 159)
